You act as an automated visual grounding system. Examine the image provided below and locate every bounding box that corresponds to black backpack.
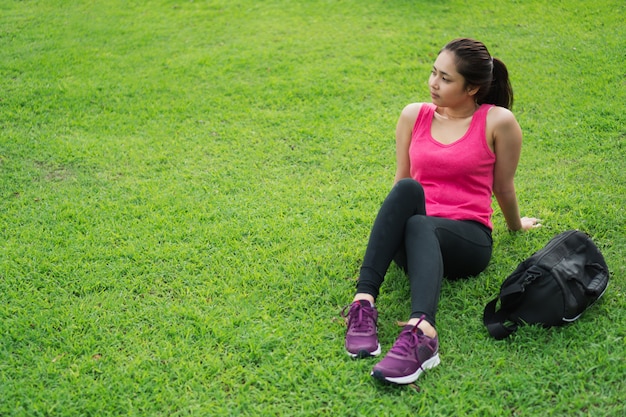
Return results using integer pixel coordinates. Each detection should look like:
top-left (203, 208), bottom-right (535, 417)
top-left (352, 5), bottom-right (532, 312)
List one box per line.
top-left (483, 230), bottom-right (609, 340)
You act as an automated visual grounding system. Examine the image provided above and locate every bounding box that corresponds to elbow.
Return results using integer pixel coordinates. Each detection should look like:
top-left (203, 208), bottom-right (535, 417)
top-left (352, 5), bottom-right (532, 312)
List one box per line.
top-left (493, 182), bottom-right (516, 199)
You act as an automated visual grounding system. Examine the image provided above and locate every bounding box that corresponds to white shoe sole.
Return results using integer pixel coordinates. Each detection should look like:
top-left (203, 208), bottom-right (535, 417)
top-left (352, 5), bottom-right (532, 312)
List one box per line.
top-left (347, 343), bottom-right (381, 358)
top-left (371, 353), bottom-right (440, 384)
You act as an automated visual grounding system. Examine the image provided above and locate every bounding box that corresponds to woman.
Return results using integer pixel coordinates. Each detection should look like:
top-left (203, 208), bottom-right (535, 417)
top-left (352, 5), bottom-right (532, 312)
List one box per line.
top-left (342, 38), bottom-right (540, 385)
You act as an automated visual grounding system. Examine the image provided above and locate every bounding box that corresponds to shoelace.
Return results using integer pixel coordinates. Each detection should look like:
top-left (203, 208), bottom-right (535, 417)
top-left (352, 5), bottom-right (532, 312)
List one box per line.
top-left (389, 315), bottom-right (433, 359)
top-left (341, 303), bottom-right (375, 333)
top-left (388, 326), bottom-right (423, 357)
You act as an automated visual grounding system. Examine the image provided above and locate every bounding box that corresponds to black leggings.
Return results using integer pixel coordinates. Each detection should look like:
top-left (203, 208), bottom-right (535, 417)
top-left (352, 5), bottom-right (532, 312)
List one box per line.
top-left (356, 178), bottom-right (493, 327)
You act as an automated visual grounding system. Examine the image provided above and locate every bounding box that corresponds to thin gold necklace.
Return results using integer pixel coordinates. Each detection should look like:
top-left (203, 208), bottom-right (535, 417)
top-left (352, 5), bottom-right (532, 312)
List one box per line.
top-left (442, 104), bottom-right (478, 120)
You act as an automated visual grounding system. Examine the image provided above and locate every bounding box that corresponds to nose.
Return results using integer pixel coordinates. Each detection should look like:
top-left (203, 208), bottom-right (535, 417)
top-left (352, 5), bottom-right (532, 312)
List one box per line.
top-left (429, 75), bottom-right (438, 90)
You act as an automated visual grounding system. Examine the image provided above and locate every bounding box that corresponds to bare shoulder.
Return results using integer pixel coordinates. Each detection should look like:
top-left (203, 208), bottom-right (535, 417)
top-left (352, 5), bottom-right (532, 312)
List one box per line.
top-left (397, 103), bottom-right (424, 130)
top-left (487, 106), bottom-right (519, 129)
top-left (486, 106), bottom-right (522, 150)
top-left (487, 106), bottom-right (522, 142)
top-left (400, 102), bottom-right (424, 119)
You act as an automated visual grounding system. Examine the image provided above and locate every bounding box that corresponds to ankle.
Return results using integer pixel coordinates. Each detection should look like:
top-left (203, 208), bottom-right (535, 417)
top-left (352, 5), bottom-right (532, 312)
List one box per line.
top-left (353, 293), bottom-right (375, 306)
top-left (407, 318), bottom-right (437, 338)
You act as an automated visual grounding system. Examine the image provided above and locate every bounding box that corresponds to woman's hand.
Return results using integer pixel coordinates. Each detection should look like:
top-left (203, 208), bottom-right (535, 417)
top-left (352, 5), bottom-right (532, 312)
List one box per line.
top-left (520, 216), bottom-right (541, 231)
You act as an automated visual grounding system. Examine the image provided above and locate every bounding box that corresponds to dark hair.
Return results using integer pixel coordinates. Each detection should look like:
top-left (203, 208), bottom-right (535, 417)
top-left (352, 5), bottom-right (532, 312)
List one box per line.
top-left (441, 38), bottom-right (514, 109)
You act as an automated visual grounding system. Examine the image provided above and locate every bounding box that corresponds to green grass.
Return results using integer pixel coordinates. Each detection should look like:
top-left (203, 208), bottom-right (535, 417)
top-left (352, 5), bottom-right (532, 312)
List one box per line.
top-left (1, 0), bottom-right (624, 415)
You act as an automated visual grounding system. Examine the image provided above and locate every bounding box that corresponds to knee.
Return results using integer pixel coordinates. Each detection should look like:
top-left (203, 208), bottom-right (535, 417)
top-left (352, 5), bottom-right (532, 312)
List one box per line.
top-left (394, 178), bottom-right (425, 201)
top-left (405, 214), bottom-right (434, 234)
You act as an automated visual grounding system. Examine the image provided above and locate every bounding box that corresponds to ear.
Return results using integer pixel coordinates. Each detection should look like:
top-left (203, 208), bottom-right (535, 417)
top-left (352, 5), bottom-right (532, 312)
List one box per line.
top-left (466, 85), bottom-right (480, 97)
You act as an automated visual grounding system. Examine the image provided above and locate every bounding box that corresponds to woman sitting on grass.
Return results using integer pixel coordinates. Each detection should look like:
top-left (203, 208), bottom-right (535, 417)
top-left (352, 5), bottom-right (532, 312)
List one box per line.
top-left (342, 38), bottom-right (540, 385)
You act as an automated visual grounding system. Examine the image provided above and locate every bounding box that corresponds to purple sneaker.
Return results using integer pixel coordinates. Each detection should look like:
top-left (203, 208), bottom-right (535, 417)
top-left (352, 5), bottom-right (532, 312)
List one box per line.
top-left (371, 317), bottom-right (440, 384)
top-left (341, 300), bottom-right (381, 358)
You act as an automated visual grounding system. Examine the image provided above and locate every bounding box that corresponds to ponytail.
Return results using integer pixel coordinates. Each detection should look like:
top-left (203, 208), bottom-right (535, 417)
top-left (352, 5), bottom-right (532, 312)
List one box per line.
top-left (481, 58), bottom-right (513, 109)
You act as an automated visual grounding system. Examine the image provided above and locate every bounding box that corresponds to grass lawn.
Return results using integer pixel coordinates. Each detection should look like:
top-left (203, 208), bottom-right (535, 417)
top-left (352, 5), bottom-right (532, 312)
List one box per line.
top-left (1, 0), bottom-right (624, 415)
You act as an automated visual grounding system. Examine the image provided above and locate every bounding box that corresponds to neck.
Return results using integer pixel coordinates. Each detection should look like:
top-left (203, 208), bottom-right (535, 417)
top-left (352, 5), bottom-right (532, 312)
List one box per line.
top-left (441, 103), bottom-right (479, 120)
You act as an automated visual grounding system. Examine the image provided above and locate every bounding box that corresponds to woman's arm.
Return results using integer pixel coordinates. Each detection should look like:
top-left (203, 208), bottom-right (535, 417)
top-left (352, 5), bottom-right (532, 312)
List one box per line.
top-left (490, 107), bottom-right (540, 231)
top-left (394, 103), bottom-right (422, 184)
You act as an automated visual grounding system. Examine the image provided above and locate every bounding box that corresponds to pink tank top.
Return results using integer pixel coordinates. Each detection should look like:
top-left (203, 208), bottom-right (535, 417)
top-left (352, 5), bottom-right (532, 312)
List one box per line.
top-left (409, 103), bottom-right (496, 229)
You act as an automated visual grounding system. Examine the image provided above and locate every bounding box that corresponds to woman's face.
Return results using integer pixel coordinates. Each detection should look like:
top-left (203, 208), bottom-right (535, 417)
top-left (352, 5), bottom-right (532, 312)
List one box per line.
top-left (428, 50), bottom-right (473, 107)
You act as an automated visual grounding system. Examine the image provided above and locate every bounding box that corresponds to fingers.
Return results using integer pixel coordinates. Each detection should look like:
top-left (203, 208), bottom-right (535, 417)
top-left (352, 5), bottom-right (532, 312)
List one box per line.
top-left (521, 216), bottom-right (542, 230)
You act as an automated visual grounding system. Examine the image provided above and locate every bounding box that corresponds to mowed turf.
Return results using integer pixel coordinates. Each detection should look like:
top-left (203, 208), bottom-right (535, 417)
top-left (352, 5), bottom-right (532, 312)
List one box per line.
top-left (1, 0), bottom-right (624, 415)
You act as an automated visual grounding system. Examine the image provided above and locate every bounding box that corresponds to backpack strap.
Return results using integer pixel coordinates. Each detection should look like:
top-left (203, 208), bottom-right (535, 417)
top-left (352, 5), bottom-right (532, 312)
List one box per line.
top-left (585, 263), bottom-right (609, 296)
top-left (483, 267), bottom-right (543, 340)
top-left (483, 297), bottom-right (519, 340)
